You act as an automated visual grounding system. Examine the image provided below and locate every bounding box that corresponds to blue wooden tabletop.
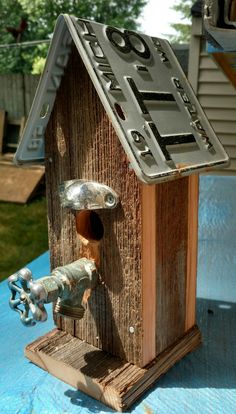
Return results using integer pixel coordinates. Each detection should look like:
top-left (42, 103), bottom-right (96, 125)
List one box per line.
top-left (1, 175), bottom-right (236, 414)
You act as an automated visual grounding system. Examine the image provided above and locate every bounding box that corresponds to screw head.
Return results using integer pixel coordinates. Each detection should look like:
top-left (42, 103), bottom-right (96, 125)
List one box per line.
top-left (105, 193), bottom-right (116, 207)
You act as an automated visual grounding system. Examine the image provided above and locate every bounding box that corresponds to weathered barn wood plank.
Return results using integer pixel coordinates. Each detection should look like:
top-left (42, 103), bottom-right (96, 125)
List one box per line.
top-left (0, 74), bottom-right (24, 120)
top-left (141, 184), bottom-right (157, 365)
top-left (45, 46), bottom-right (143, 365)
top-left (185, 174), bottom-right (199, 330)
top-left (25, 326), bottom-right (201, 412)
top-left (45, 46), bottom-right (199, 367)
top-left (23, 74), bottom-right (40, 116)
top-left (155, 177), bottom-right (189, 353)
top-left (0, 109), bottom-right (6, 154)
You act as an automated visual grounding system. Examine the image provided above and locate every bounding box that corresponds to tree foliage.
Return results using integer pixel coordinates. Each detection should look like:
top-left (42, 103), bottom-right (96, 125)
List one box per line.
top-left (0, 0), bottom-right (147, 73)
top-left (169, 0), bottom-right (195, 43)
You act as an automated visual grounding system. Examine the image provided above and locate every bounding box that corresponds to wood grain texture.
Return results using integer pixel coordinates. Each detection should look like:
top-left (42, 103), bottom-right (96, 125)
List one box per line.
top-left (155, 177), bottom-right (189, 353)
top-left (0, 164), bottom-right (44, 203)
top-left (185, 175), bottom-right (199, 330)
top-left (0, 109), bottom-right (6, 154)
top-left (0, 74), bottom-right (39, 120)
top-left (45, 46), bottom-right (143, 365)
top-left (25, 326), bottom-right (201, 412)
top-left (44, 46), bottom-right (199, 367)
top-left (23, 74), bottom-right (40, 116)
top-left (141, 184), bottom-right (156, 365)
top-left (0, 74), bottom-right (24, 120)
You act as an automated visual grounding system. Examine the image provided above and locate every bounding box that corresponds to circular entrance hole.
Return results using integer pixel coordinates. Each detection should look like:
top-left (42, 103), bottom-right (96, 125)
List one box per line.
top-left (76, 211), bottom-right (104, 242)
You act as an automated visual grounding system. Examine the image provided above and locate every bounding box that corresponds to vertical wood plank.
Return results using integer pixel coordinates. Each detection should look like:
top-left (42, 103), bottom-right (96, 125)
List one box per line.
top-left (0, 109), bottom-right (6, 154)
top-left (141, 184), bottom-right (156, 366)
top-left (185, 174), bottom-right (199, 331)
top-left (23, 74), bottom-right (40, 116)
top-left (45, 46), bottom-right (143, 365)
top-left (0, 74), bottom-right (24, 120)
top-left (10, 74), bottom-right (25, 120)
top-left (0, 74), bottom-right (39, 120)
top-left (155, 177), bottom-right (189, 354)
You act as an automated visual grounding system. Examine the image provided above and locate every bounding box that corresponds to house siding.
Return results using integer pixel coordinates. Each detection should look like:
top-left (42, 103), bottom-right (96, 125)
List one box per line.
top-left (188, 19), bottom-right (236, 175)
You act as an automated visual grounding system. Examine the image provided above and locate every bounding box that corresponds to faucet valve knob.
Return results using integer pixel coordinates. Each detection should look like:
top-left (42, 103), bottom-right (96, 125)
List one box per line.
top-left (8, 258), bottom-right (98, 327)
top-left (8, 268), bottom-right (47, 327)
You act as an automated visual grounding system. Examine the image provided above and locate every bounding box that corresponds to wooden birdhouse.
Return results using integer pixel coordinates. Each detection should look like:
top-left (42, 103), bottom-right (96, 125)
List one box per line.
top-left (8, 14), bottom-right (228, 411)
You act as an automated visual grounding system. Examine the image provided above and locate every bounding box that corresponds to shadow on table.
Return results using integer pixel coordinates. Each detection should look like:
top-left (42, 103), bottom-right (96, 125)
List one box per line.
top-left (64, 389), bottom-right (112, 412)
top-left (149, 297), bottom-right (236, 390)
top-left (64, 297), bottom-right (236, 413)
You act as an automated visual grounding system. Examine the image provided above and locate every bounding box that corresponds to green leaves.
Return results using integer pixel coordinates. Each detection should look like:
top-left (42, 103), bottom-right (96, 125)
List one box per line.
top-left (169, 0), bottom-right (195, 43)
top-left (0, 0), bottom-right (147, 73)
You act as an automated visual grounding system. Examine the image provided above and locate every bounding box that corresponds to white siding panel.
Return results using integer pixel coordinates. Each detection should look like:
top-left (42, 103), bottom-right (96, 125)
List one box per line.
top-left (204, 108), bottom-right (236, 121)
top-left (210, 121), bottom-right (236, 134)
top-left (216, 134), bottom-right (236, 146)
top-left (199, 55), bottom-right (218, 69)
top-left (190, 32), bottom-right (236, 174)
top-left (199, 95), bottom-right (236, 108)
top-left (224, 159), bottom-right (236, 171)
top-left (198, 82), bottom-right (236, 96)
top-left (199, 69), bottom-right (229, 83)
top-left (224, 146), bottom-right (236, 158)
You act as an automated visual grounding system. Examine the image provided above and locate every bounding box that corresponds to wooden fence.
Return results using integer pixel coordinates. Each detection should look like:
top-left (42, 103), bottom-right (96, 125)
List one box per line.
top-left (0, 74), bottom-right (40, 121)
top-left (0, 74), bottom-right (40, 153)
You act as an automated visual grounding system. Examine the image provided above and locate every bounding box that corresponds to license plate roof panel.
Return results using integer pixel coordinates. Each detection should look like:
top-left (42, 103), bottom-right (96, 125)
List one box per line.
top-left (14, 15), bottom-right (229, 183)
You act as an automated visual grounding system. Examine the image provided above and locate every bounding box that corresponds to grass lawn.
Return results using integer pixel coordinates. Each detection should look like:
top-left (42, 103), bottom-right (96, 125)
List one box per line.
top-left (0, 196), bottom-right (48, 282)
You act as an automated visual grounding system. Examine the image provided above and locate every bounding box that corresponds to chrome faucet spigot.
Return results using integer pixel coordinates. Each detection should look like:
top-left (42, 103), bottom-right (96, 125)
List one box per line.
top-left (8, 258), bottom-right (98, 327)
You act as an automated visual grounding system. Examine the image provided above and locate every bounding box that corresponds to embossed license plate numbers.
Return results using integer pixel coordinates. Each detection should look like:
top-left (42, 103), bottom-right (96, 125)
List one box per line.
top-left (15, 16), bottom-right (228, 182)
top-left (74, 19), bottom-right (228, 182)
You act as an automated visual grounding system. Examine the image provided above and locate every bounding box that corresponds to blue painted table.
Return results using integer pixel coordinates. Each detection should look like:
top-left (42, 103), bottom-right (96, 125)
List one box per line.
top-left (1, 176), bottom-right (236, 414)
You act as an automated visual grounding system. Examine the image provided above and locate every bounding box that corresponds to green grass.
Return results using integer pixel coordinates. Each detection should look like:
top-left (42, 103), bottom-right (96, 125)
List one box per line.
top-left (0, 197), bottom-right (48, 282)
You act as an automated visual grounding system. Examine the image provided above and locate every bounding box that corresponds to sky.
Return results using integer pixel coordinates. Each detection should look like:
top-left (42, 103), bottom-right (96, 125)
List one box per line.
top-left (139, 0), bottom-right (190, 38)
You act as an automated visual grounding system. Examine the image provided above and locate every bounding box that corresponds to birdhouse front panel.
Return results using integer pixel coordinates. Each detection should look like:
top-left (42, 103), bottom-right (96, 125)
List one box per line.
top-left (44, 45), bottom-right (198, 367)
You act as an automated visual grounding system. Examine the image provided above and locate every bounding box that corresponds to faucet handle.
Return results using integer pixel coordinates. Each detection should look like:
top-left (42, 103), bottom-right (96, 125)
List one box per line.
top-left (8, 268), bottom-right (47, 327)
top-left (8, 258), bottom-right (98, 327)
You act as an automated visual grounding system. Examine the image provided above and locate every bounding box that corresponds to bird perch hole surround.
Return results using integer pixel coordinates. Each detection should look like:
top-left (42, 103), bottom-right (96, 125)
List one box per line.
top-left (76, 211), bottom-right (103, 268)
top-left (76, 211), bottom-right (104, 242)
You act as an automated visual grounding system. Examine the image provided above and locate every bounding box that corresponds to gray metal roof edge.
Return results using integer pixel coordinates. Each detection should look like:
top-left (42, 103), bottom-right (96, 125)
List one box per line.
top-left (14, 14), bottom-right (72, 165)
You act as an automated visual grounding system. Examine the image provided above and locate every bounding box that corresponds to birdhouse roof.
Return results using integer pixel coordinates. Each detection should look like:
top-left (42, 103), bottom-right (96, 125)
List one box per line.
top-left (15, 14), bottom-right (228, 183)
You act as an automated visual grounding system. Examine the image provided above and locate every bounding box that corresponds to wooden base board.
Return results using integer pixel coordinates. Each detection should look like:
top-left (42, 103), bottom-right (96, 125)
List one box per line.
top-left (25, 326), bottom-right (201, 411)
